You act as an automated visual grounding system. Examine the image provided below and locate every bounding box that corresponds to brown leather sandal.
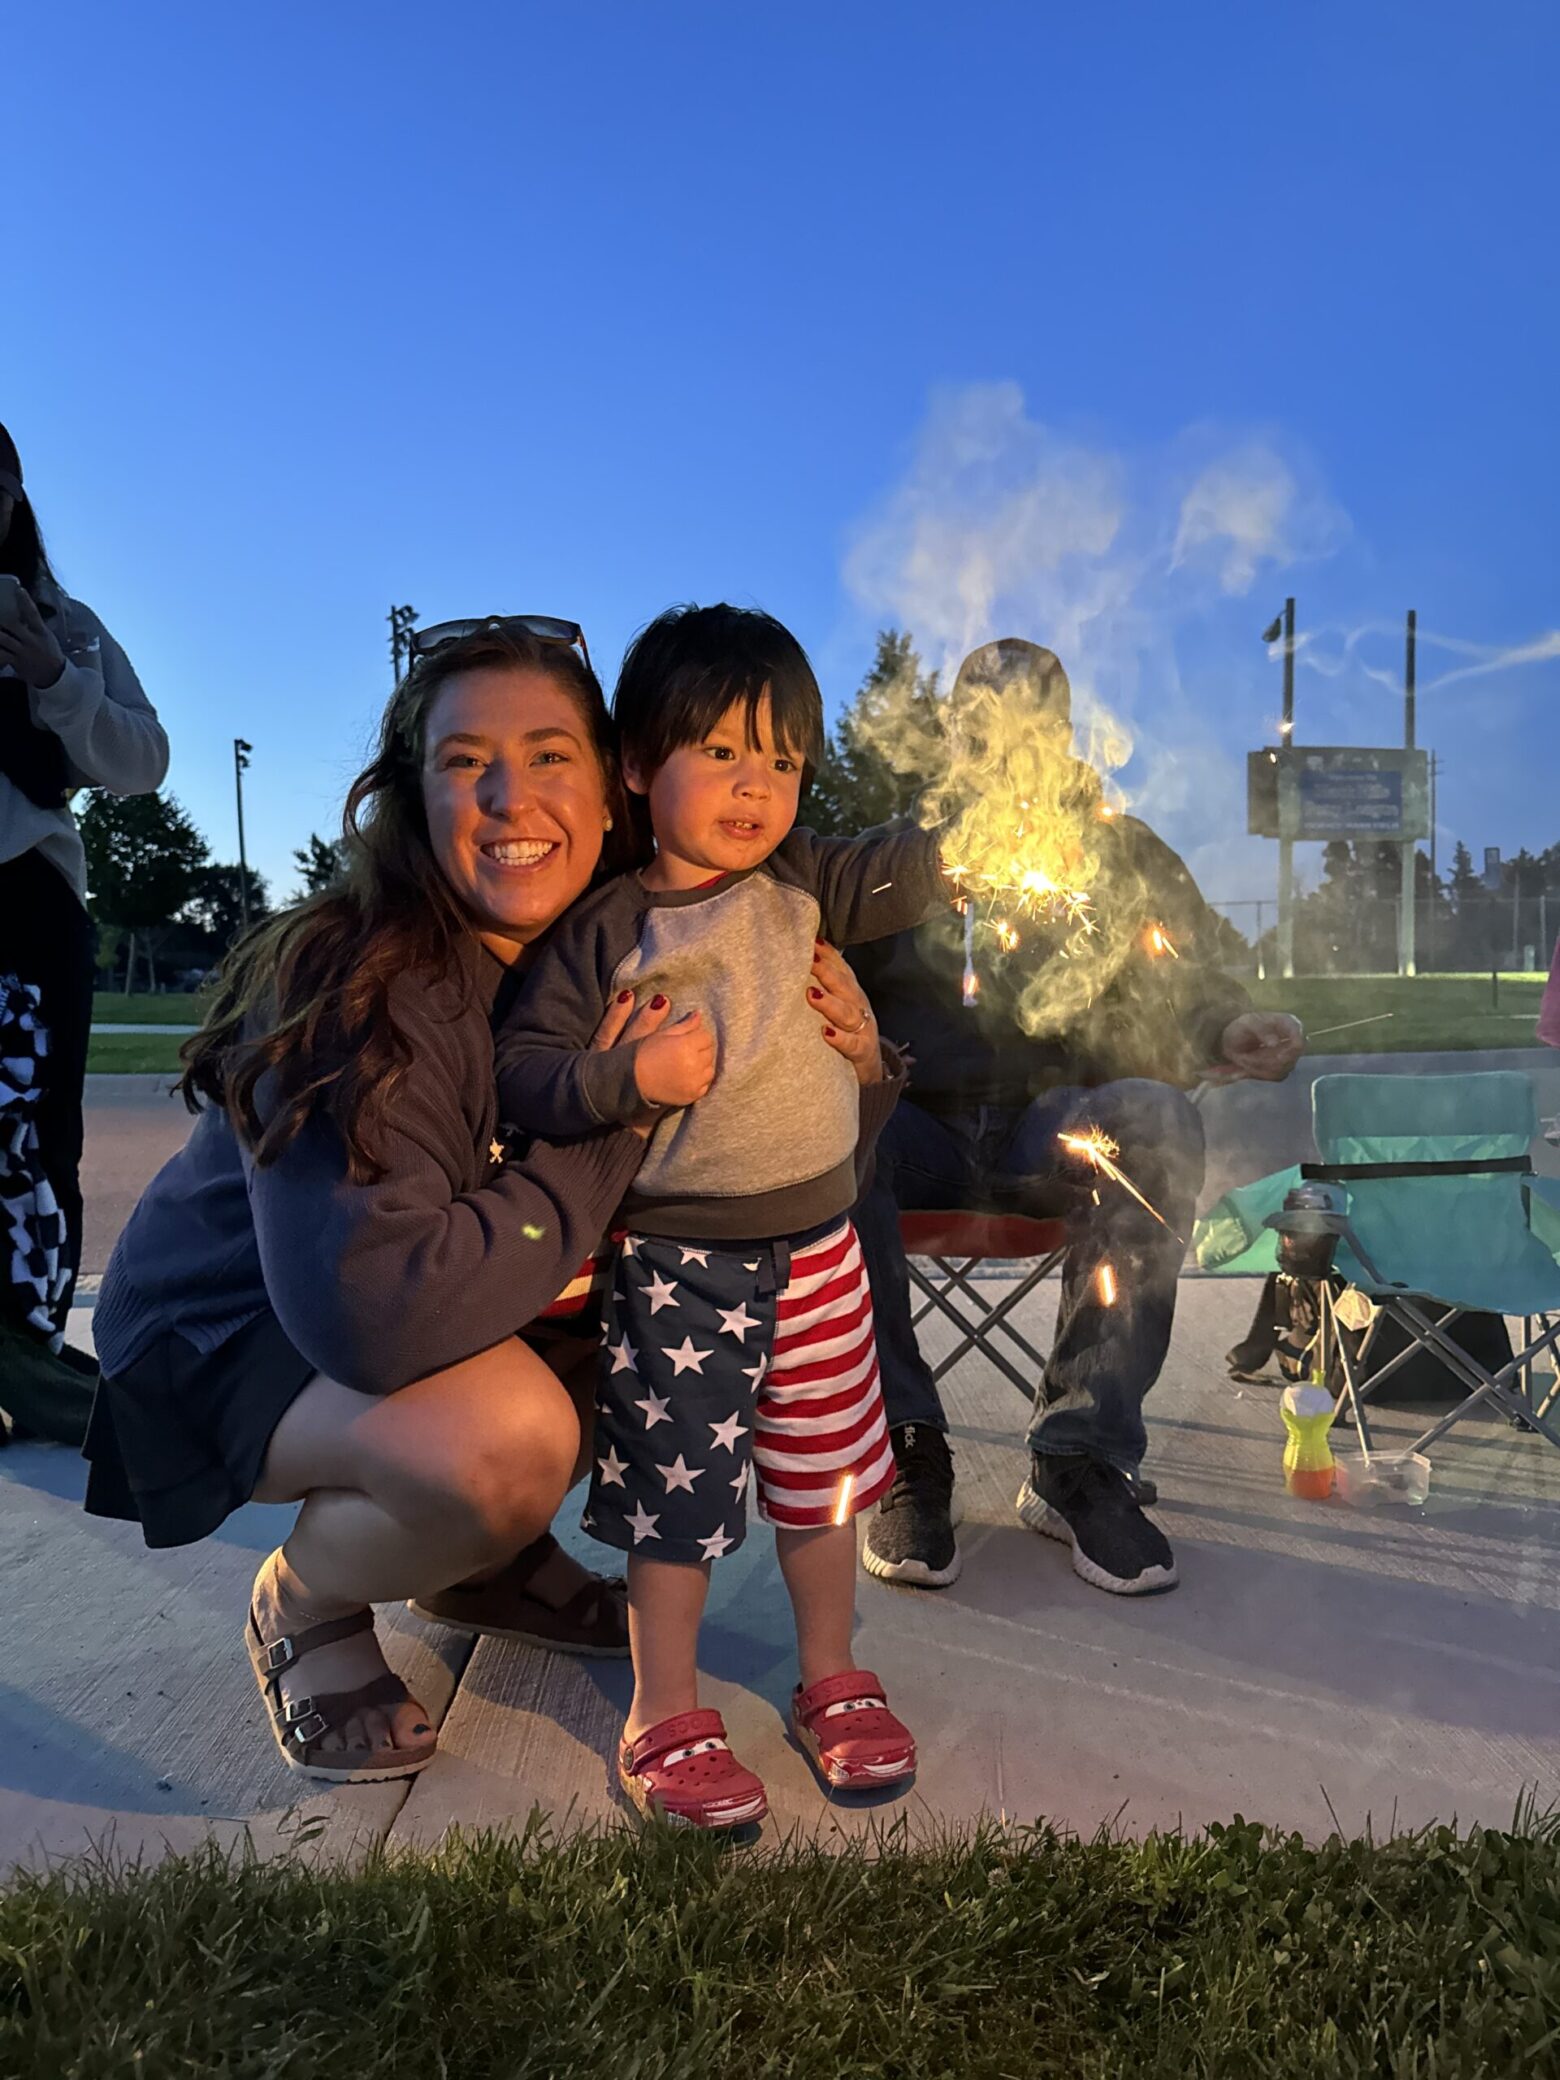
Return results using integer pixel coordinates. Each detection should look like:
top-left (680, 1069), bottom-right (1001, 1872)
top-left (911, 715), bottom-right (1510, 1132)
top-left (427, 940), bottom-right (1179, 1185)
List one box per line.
top-left (245, 1606), bottom-right (438, 1785)
top-left (409, 1532), bottom-right (630, 1656)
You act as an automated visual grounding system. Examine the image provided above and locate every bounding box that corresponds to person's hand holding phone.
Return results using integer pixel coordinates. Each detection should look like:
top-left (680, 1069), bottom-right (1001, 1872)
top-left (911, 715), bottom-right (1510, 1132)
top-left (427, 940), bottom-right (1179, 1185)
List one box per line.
top-left (0, 577), bottom-right (66, 689)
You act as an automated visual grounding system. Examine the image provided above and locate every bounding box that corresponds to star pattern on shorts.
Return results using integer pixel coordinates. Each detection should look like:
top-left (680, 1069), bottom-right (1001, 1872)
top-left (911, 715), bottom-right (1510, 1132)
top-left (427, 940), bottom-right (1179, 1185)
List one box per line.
top-left (607, 1334), bottom-right (638, 1375)
top-left (663, 1336), bottom-right (712, 1376)
top-left (642, 1271), bottom-right (680, 1314)
top-left (730, 1463), bottom-right (751, 1499)
top-left (709, 1412), bottom-right (748, 1453)
top-left (716, 1302), bottom-right (758, 1342)
top-left (633, 1388), bottom-right (672, 1428)
top-left (678, 1246), bottom-right (711, 1267)
top-left (656, 1453), bottom-right (704, 1494)
top-left (698, 1528), bottom-right (735, 1560)
top-left (625, 1500), bottom-right (661, 1543)
top-left (597, 1445), bottom-right (629, 1488)
top-left (741, 1355), bottom-right (768, 1388)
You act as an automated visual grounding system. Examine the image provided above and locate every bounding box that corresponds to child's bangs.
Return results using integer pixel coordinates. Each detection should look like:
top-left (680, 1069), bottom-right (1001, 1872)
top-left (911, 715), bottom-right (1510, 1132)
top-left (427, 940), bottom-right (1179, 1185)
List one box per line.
top-left (722, 669), bottom-right (823, 767)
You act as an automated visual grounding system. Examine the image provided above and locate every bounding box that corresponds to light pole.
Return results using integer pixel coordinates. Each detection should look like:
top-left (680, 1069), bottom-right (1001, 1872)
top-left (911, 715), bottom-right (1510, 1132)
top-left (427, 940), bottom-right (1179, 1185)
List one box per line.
top-left (388, 603), bottom-right (419, 685)
top-left (234, 738), bottom-right (253, 928)
top-left (1262, 597), bottom-right (1296, 978)
top-left (1399, 609), bottom-right (1417, 977)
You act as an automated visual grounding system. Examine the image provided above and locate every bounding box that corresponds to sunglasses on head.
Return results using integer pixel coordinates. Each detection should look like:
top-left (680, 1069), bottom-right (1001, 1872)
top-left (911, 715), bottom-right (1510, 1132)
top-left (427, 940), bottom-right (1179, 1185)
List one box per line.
top-left (408, 614), bottom-right (591, 676)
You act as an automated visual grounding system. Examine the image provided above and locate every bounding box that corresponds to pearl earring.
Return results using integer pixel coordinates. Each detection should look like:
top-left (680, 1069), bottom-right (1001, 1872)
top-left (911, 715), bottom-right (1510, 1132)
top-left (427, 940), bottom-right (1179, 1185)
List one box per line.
top-left (604, 814), bottom-right (614, 831)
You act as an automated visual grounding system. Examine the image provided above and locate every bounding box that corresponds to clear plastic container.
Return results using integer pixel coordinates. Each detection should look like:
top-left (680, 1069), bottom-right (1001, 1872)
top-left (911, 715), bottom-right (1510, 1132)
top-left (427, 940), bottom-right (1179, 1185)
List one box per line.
top-left (1333, 1449), bottom-right (1432, 1508)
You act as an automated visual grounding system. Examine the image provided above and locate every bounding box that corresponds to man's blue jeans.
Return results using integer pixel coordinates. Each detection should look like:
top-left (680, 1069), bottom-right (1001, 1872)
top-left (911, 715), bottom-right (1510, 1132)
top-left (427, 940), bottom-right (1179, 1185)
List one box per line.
top-left (854, 1081), bottom-right (1206, 1473)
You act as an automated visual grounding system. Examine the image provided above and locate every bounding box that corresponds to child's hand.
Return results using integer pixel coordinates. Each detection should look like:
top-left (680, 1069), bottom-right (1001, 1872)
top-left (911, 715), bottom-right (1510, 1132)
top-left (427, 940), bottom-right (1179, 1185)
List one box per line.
top-left (634, 1010), bottom-right (716, 1110)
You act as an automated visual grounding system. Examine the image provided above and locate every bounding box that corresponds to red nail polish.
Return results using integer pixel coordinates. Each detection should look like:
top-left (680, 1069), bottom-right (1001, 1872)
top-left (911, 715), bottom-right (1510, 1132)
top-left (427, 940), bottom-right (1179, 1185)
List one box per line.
top-left (618, 990), bottom-right (633, 1004)
top-left (809, 987), bottom-right (822, 1000)
top-left (651, 993), bottom-right (667, 1010)
top-left (823, 1026), bottom-right (836, 1037)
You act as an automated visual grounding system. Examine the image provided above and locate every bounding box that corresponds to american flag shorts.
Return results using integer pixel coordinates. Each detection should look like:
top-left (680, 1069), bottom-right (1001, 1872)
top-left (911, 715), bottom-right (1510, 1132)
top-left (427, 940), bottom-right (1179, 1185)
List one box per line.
top-left (581, 1218), bottom-right (896, 1565)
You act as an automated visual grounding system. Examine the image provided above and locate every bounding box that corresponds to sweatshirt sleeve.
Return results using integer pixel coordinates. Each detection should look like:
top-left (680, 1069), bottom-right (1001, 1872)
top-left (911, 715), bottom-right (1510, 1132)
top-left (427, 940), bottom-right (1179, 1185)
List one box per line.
top-left (775, 824), bottom-right (949, 946)
top-left (32, 604), bottom-right (170, 797)
top-left (245, 1022), bottom-right (643, 1395)
top-left (853, 1038), bottom-right (907, 1201)
top-left (1126, 819), bottom-right (1251, 1067)
top-left (493, 901), bottom-right (644, 1136)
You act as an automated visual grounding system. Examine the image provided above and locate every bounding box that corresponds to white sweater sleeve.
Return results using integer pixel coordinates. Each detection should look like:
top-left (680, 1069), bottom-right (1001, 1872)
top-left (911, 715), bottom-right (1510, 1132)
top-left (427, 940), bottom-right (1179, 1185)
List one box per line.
top-left (30, 603), bottom-right (169, 797)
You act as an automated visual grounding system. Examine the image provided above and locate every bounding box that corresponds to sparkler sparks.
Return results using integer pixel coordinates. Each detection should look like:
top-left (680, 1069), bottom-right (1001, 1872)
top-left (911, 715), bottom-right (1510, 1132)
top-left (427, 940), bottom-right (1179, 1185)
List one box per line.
top-left (1097, 1262), bottom-right (1118, 1307)
top-left (1059, 1127), bottom-right (1182, 1241)
top-left (961, 900), bottom-right (979, 1005)
top-left (833, 1472), bottom-right (856, 1527)
top-left (1146, 923), bottom-right (1179, 959)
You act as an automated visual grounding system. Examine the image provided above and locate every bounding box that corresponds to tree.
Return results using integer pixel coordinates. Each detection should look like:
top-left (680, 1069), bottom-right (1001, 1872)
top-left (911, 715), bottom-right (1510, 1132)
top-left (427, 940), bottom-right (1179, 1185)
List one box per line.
top-left (292, 831), bottom-right (348, 899)
top-left (184, 862), bottom-right (271, 959)
top-left (805, 631), bottom-right (943, 837)
top-left (79, 790), bottom-right (209, 992)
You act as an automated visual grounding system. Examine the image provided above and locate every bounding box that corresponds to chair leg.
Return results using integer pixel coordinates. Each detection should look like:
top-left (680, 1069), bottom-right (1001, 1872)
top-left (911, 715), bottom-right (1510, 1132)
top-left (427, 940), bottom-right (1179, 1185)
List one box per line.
top-left (902, 1250), bottom-right (1062, 1402)
top-left (1391, 1302), bottom-right (1560, 1456)
top-left (1327, 1284), bottom-right (1376, 1458)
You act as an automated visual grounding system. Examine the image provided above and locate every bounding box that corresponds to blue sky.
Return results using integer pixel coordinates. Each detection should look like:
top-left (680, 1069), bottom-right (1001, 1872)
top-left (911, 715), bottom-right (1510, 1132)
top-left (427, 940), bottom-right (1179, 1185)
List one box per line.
top-left (11, 1), bottom-right (1558, 912)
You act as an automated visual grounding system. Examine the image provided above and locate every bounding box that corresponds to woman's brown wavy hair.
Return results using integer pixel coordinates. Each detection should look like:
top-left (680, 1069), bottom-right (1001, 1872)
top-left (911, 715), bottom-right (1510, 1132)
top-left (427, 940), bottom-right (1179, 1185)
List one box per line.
top-left (178, 624), bottom-right (628, 1181)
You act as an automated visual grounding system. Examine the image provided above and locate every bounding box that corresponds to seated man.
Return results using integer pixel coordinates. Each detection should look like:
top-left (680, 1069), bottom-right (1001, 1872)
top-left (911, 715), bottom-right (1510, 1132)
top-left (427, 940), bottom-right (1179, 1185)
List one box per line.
top-left (851, 639), bottom-right (1303, 1596)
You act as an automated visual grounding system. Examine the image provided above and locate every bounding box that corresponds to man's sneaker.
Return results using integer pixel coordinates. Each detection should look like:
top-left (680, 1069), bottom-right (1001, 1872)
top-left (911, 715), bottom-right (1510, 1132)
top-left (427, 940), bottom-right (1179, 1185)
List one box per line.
top-left (1016, 1453), bottom-right (1178, 1595)
top-left (862, 1424), bottom-right (962, 1588)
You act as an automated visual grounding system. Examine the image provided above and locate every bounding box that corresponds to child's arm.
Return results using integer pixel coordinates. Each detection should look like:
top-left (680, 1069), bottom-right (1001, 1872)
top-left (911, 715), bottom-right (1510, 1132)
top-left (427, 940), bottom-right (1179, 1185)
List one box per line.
top-left (496, 908), bottom-right (716, 1135)
top-left (774, 824), bottom-right (951, 947)
top-left (494, 920), bottom-right (636, 1137)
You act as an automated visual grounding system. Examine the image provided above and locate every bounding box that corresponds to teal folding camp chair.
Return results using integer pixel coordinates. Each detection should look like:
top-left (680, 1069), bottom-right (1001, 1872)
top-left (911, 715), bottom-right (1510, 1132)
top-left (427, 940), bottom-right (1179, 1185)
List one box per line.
top-left (1305, 1071), bottom-right (1560, 1459)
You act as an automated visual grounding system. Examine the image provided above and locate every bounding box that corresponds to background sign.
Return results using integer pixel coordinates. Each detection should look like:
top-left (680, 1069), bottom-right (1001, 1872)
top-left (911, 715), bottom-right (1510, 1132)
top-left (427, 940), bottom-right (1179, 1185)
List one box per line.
top-left (1247, 746), bottom-right (1430, 843)
top-left (1296, 766), bottom-right (1403, 838)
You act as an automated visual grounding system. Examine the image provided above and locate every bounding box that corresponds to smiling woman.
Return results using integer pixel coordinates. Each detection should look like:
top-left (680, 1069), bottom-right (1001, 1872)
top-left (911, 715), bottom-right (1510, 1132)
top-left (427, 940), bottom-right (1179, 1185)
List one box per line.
top-left (82, 624), bottom-right (653, 1781)
top-left (423, 667), bottom-right (623, 963)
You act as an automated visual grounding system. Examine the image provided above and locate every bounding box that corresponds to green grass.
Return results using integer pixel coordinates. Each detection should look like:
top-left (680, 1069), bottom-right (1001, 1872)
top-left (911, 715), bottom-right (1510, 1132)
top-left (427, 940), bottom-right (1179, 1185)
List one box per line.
top-left (4, 1815), bottom-right (1559, 2078)
top-left (91, 991), bottom-right (207, 1025)
top-left (1248, 973), bottom-right (1548, 1054)
top-left (85, 1032), bottom-right (187, 1075)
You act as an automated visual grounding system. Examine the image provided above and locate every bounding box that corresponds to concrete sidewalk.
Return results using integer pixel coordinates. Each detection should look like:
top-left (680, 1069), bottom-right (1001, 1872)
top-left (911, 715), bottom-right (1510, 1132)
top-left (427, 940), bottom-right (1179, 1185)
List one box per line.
top-left (4, 1275), bottom-right (1557, 1878)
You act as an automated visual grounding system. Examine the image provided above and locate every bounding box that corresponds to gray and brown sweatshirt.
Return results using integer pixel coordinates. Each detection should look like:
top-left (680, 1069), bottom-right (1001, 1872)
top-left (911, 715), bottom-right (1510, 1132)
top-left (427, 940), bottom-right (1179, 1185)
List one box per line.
top-left (495, 824), bottom-right (947, 1241)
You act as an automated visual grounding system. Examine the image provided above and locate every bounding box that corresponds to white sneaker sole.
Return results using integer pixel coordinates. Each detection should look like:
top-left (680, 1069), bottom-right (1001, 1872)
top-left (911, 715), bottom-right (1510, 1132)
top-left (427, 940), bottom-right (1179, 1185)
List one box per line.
top-left (1015, 1476), bottom-right (1179, 1596)
top-left (860, 1493), bottom-right (964, 1589)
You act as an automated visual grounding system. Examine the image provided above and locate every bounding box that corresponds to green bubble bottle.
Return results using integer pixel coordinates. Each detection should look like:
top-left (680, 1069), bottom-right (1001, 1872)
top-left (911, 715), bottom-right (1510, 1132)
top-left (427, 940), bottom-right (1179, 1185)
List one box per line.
top-left (1280, 1382), bottom-right (1335, 1501)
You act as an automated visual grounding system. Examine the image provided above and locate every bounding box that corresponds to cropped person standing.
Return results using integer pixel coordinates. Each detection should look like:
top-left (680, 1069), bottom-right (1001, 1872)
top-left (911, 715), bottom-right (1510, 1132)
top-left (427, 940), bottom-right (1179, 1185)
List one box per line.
top-left (0, 421), bottom-right (168, 1442)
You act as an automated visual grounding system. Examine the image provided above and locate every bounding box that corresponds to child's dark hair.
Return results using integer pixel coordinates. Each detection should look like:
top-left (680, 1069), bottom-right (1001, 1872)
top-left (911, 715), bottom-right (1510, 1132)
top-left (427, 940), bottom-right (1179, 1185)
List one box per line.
top-left (613, 603), bottom-right (826, 786)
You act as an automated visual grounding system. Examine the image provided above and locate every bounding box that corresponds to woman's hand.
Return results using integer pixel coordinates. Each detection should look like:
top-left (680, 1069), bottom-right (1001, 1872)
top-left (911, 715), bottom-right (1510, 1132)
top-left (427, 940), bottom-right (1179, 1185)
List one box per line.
top-left (0, 584), bottom-right (66, 690)
top-left (588, 989), bottom-right (712, 1135)
top-left (809, 941), bottom-right (883, 1087)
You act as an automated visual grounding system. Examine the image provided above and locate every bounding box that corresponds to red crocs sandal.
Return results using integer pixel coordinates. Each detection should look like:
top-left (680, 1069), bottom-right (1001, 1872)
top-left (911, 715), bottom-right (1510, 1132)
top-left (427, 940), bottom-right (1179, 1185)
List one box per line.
top-left (617, 1710), bottom-right (768, 1830)
top-left (791, 1670), bottom-right (917, 1792)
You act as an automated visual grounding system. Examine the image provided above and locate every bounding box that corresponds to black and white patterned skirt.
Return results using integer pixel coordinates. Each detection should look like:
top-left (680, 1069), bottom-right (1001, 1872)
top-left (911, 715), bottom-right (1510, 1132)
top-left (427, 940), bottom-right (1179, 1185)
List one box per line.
top-left (0, 972), bottom-right (69, 1349)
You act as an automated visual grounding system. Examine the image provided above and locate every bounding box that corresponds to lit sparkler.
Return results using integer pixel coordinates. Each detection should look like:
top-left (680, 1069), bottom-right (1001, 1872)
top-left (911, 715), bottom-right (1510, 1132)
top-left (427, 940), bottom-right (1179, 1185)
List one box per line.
top-left (961, 899), bottom-right (978, 1005)
top-left (1059, 1127), bottom-right (1182, 1241)
top-left (1097, 1262), bottom-right (1118, 1307)
top-left (833, 1472), bottom-right (856, 1527)
top-left (1146, 923), bottom-right (1179, 960)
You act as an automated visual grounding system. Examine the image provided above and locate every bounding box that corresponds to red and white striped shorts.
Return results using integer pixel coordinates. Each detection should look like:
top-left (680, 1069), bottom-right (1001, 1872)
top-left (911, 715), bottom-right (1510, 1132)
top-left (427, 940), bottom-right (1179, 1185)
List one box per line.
top-left (752, 1219), bottom-right (896, 1532)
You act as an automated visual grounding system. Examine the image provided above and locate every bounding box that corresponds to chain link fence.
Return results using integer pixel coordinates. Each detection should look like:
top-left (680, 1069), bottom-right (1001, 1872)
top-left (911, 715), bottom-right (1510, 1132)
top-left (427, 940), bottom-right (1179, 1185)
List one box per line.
top-left (1209, 891), bottom-right (1558, 978)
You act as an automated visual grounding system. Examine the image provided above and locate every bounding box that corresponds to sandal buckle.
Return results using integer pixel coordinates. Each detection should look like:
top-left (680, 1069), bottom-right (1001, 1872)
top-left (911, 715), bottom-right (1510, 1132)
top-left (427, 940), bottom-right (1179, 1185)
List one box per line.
top-left (262, 1636), bottom-right (296, 1674)
top-left (282, 1695), bottom-right (316, 1725)
top-left (289, 1711), bottom-right (328, 1746)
